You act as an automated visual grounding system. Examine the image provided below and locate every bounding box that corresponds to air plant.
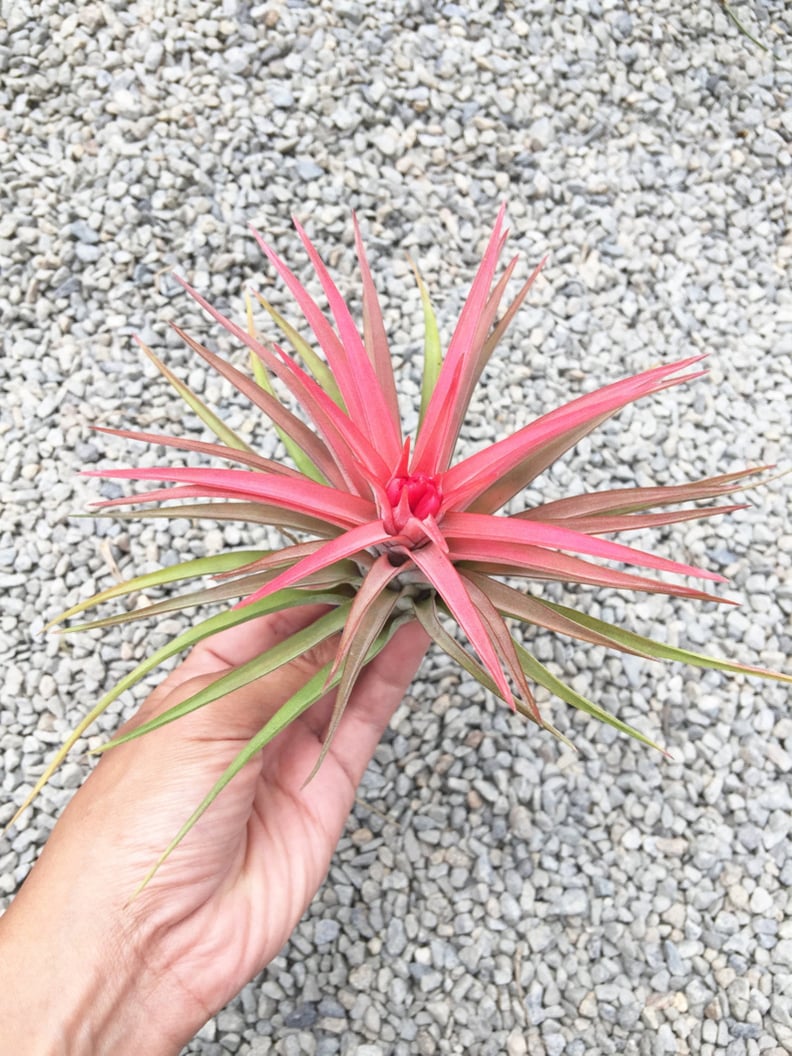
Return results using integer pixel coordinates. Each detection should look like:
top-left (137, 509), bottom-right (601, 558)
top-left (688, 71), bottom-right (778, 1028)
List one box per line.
top-left (10, 207), bottom-right (790, 872)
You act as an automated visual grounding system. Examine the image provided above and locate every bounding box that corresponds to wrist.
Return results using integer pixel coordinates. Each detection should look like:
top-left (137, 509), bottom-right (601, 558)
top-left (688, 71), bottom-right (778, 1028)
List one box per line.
top-left (0, 865), bottom-right (186, 1056)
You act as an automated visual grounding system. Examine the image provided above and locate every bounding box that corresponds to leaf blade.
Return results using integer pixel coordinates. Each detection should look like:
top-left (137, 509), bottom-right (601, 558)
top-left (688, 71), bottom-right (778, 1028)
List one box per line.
top-left (412, 263), bottom-right (443, 429)
top-left (541, 601), bottom-right (792, 685)
top-left (513, 640), bottom-right (665, 752)
top-left (45, 550), bottom-right (266, 630)
top-left (352, 213), bottom-right (401, 428)
top-left (170, 322), bottom-right (347, 490)
top-left (442, 510), bottom-right (726, 583)
top-left (250, 289), bottom-right (344, 406)
top-left (445, 356), bottom-right (709, 513)
top-left (408, 541), bottom-right (514, 706)
top-left (5, 590), bottom-right (345, 831)
top-left (95, 604), bottom-right (351, 750)
top-left (130, 616), bottom-right (408, 892)
top-left (84, 465), bottom-right (376, 530)
top-left (136, 339), bottom-right (254, 453)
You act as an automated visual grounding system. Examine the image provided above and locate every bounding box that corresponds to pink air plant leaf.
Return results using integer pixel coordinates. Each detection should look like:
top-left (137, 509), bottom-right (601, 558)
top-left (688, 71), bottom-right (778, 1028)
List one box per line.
top-left (304, 554), bottom-right (406, 783)
top-left (167, 324), bottom-right (348, 490)
top-left (249, 224), bottom-right (403, 464)
top-left (17, 209), bottom-right (789, 885)
top-left (440, 510), bottom-right (726, 583)
top-left (413, 204), bottom-right (510, 473)
top-left (443, 357), bottom-right (709, 513)
top-left (173, 296), bottom-right (389, 493)
top-left (352, 213), bottom-right (401, 425)
top-left (92, 425), bottom-right (306, 479)
top-left (83, 466), bottom-right (377, 529)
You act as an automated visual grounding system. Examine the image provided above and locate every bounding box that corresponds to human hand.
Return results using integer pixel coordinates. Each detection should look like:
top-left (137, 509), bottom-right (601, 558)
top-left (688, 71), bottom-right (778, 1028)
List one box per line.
top-left (0, 606), bottom-right (428, 1056)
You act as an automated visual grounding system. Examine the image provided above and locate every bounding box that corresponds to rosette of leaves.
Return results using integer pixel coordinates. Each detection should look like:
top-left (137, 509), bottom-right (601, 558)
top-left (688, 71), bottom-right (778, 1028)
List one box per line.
top-left (11, 208), bottom-right (790, 873)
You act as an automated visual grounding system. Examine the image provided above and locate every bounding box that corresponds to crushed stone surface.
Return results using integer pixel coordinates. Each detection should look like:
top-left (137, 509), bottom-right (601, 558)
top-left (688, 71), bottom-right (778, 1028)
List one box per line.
top-left (1, 2), bottom-right (791, 1054)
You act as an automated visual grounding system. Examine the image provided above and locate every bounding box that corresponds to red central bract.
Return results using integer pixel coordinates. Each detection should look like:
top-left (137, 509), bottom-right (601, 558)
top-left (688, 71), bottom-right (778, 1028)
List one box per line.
top-left (385, 472), bottom-right (442, 528)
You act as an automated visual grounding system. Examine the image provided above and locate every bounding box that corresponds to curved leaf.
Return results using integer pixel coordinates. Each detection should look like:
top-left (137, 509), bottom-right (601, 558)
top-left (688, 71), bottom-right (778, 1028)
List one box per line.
top-left (130, 614), bottom-right (409, 893)
top-left (542, 601), bottom-right (792, 685)
top-left (94, 603), bottom-right (351, 750)
top-left (513, 639), bottom-right (665, 753)
top-left (4, 589), bottom-right (345, 833)
top-left (45, 550), bottom-right (265, 631)
top-left (136, 339), bottom-right (254, 453)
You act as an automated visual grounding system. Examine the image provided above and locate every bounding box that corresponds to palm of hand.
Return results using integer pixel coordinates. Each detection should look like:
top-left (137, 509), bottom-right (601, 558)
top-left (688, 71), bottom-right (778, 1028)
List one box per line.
top-left (39, 611), bottom-right (427, 1041)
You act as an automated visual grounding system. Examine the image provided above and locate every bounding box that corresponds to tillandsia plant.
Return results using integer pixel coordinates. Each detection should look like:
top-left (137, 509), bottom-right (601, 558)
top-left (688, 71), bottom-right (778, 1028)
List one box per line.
top-left (10, 207), bottom-right (790, 876)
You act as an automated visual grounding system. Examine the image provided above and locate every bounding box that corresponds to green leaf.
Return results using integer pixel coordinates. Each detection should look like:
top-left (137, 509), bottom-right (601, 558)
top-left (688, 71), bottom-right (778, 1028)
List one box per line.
top-left (94, 603), bottom-right (352, 750)
top-left (412, 263), bottom-right (442, 428)
top-left (4, 589), bottom-right (346, 833)
top-left (45, 551), bottom-right (266, 630)
top-left (542, 601), bottom-right (792, 685)
top-left (131, 659), bottom-right (336, 897)
top-left (250, 359), bottom-right (326, 483)
top-left (172, 323), bottom-right (346, 491)
top-left (245, 292), bottom-right (328, 483)
top-left (138, 339), bottom-right (254, 453)
top-left (251, 290), bottom-right (345, 406)
top-left (63, 571), bottom-right (353, 634)
top-left (131, 614), bottom-right (407, 893)
top-left (513, 640), bottom-right (665, 753)
top-left (63, 573), bottom-right (276, 632)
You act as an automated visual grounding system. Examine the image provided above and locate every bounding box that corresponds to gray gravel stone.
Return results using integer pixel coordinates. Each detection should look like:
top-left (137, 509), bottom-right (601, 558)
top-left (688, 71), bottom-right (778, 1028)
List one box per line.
top-left (314, 918), bottom-right (340, 945)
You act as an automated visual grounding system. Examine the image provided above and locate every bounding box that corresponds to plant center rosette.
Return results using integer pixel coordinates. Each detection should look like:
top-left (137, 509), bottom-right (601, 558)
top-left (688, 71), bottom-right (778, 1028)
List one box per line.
top-left (381, 456), bottom-right (443, 561)
top-left (11, 207), bottom-right (790, 878)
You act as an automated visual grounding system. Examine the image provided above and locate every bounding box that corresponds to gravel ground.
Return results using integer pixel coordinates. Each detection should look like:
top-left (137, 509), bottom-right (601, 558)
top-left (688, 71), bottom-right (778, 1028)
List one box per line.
top-left (2, 2), bottom-right (791, 1054)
